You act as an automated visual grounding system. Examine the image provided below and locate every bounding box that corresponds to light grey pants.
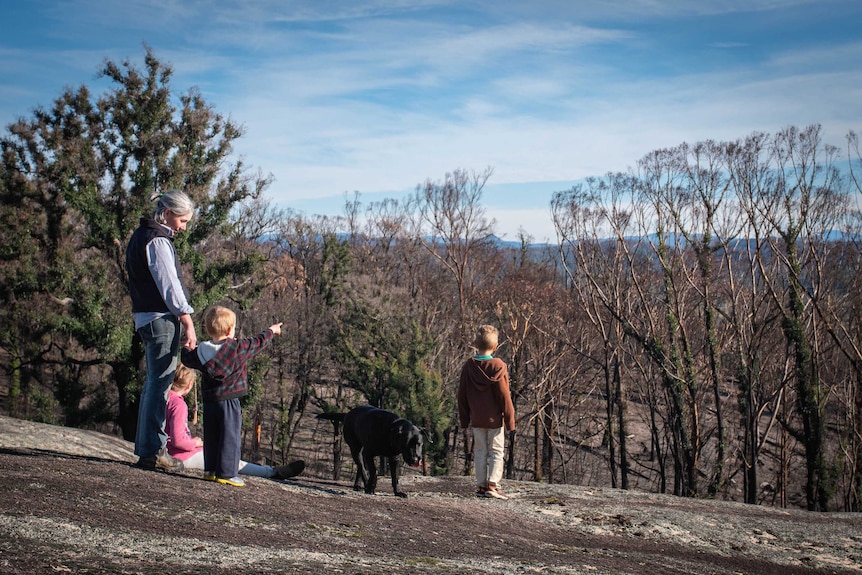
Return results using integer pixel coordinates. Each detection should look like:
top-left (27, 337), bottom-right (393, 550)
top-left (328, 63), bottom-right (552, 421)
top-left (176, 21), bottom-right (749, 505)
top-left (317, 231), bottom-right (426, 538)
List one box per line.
top-left (472, 426), bottom-right (505, 488)
top-left (182, 451), bottom-right (276, 478)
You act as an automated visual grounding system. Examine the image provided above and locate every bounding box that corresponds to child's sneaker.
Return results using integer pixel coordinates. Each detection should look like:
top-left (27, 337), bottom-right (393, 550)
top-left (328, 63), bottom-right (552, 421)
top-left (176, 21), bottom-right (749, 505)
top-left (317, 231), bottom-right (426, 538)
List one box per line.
top-left (216, 476), bottom-right (245, 487)
top-left (202, 472), bottom-right (217, 482)
top-left (274, 460), bottom-right (306, 480)
top-left (475, 486), bottom-right (487, 497)
top-left (484, 486), bottom-right (508, 500)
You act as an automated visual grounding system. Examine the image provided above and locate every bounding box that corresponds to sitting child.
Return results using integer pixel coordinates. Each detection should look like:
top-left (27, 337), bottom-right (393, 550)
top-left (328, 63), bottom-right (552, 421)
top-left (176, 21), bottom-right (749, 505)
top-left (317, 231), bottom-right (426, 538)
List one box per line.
top-left (166, 362), bottom-right (305, 482)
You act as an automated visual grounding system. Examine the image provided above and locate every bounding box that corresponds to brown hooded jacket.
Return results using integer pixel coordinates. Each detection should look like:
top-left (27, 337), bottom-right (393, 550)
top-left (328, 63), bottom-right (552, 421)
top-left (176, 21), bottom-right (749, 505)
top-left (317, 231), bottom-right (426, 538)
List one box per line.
top-left (457, 357), bottom-right (516, 430)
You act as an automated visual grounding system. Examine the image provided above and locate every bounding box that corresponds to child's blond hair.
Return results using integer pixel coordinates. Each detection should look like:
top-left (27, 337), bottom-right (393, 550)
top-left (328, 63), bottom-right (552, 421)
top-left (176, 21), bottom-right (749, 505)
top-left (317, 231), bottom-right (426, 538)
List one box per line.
top-left (172, 363), bottom-right (196, 392)
top-left (203, 305), bottom-right (236, 339)
top-left (472, 325), bottom-right (499, 353)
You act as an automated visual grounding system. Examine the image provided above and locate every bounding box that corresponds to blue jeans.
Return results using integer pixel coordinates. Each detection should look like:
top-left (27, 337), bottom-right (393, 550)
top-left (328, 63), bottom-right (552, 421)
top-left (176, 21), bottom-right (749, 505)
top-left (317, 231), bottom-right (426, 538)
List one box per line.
top-left (134, 315), bottom-right (179, 458)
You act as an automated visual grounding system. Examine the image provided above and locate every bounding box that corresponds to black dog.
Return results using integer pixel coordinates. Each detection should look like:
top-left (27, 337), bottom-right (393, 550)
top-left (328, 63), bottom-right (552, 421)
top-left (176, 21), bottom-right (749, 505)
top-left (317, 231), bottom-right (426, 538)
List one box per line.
top-left (317, 405), bottom-right (427, 498)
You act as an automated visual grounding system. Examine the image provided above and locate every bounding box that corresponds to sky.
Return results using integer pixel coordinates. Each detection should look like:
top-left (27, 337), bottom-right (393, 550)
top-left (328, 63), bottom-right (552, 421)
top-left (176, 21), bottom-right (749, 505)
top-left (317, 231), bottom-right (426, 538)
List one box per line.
top-left (1, 0), bottom-right (861, 243)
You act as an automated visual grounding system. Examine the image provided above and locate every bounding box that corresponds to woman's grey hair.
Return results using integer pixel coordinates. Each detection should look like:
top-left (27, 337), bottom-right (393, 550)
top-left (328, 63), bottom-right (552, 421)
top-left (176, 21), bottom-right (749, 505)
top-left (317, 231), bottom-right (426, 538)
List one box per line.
top-left (151, 189), bottom-right (195, 224)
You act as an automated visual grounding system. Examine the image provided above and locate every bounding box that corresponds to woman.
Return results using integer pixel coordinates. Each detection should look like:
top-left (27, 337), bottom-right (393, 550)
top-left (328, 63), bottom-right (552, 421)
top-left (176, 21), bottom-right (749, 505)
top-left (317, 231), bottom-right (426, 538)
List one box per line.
top-left (125, 189), bottom-right (197, 471)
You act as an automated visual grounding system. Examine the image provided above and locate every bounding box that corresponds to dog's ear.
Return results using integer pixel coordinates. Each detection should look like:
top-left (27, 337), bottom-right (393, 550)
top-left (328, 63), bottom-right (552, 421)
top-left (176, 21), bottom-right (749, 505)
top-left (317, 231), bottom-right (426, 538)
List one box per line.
top-left (420, 427), bottom-right (433, 444)
top-left (391, 424), bottom-right (411, 449)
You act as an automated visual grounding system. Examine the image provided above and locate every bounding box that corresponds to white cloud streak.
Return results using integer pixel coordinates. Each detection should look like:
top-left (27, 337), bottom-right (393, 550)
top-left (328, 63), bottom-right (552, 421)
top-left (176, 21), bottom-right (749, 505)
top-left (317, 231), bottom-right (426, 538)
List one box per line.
top-left (1, 0), bottom-right (860, 241)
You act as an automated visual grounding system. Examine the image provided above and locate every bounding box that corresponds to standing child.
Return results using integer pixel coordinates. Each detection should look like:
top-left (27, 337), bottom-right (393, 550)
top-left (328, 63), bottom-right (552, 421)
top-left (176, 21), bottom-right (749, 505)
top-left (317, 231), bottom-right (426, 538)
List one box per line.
top-left (457, 325), bottom-right (516, 500)
top-left (181, 305), bottom-right (282, 487)
top-left (165, 363), bottom-right (305, 481)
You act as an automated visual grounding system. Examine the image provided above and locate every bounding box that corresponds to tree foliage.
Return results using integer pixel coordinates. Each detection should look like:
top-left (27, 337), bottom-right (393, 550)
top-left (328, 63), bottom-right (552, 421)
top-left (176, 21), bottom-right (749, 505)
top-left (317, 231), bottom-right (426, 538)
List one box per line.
top-left (0, 47), bottom-right (270, 437)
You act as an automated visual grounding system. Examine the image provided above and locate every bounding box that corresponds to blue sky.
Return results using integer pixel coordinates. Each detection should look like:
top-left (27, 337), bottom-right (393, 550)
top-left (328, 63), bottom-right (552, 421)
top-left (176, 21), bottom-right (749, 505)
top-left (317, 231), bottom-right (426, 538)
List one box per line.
top-left (2, 1), bottom-right (861, 242)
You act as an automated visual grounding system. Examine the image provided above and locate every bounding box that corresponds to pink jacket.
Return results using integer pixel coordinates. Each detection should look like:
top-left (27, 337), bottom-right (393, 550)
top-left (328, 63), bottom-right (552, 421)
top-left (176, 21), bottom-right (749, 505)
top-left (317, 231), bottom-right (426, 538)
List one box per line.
top-left (165, 390), bottom-right (202, 461)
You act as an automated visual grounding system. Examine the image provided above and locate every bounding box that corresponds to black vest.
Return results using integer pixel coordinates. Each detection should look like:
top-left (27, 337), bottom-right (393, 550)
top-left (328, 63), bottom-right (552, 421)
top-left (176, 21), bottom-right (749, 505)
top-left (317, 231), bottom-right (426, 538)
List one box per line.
top-left (125, 218), bottom-right (186, 313)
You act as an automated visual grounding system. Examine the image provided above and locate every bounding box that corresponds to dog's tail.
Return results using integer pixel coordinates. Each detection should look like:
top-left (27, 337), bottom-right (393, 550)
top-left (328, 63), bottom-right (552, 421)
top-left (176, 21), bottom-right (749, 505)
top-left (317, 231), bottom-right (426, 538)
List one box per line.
top-left (316, 412), bottom-right (346, 423)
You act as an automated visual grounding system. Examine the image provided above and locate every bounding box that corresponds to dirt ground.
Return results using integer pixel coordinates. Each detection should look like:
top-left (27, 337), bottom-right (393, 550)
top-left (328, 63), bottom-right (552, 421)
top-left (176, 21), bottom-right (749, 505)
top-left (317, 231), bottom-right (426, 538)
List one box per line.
top-left (0, 415), bottom-right (860, 575)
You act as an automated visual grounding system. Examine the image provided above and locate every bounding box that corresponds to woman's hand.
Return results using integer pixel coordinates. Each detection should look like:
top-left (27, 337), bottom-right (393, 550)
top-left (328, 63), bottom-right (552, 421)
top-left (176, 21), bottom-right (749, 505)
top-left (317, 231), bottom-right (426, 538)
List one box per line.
top-left (179, 314), bottom-right (197, 349)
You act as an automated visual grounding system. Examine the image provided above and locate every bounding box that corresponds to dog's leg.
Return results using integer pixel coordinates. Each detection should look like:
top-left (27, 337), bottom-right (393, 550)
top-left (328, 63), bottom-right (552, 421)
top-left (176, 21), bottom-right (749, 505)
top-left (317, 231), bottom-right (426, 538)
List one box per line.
top-left (390, 456), bottom-right (407, 498)
top-left (351, 447), bottom-right (367, 492)
top-left (362, 452), bottom-right (379, 495)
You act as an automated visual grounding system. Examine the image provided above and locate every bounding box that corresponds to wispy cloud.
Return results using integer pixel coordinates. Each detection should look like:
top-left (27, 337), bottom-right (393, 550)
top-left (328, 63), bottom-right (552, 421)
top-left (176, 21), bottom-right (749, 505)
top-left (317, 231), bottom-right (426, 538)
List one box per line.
top-left (1, 0), bottom-right (860, 240)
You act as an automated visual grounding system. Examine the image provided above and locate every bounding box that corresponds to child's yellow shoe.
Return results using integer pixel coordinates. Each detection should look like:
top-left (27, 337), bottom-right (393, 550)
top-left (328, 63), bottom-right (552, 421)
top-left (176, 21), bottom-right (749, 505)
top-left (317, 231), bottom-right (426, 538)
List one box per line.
top-left (216, 476), bottom-right (245, 487)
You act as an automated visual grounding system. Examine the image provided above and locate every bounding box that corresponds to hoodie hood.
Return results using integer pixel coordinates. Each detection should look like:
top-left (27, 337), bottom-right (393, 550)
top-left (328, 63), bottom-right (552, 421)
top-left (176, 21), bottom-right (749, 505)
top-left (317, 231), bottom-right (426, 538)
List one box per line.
top-left (464, 358), bottom-right (507, 391)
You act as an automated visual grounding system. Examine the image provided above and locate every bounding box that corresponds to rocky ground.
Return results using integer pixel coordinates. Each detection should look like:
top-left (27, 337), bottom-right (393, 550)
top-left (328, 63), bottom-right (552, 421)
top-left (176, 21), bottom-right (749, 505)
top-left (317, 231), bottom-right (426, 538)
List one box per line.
top-left (0, 415), bottom-right (860, 575)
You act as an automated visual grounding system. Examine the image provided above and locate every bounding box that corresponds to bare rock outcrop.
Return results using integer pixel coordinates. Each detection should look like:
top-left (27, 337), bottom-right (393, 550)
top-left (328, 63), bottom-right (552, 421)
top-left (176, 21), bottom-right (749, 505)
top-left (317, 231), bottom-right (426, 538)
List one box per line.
top-left (0, 415), bottom-right (860, 574)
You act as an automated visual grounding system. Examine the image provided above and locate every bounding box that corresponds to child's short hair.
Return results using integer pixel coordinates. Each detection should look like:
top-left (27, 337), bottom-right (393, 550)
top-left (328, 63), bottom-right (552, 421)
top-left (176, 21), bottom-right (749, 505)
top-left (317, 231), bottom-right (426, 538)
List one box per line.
top-left (172, 363), bottom-right (196, 391)
top-left (472, 325), bottom-right (499, 352)
top-left (203, 305), bottom-right (236, 339)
